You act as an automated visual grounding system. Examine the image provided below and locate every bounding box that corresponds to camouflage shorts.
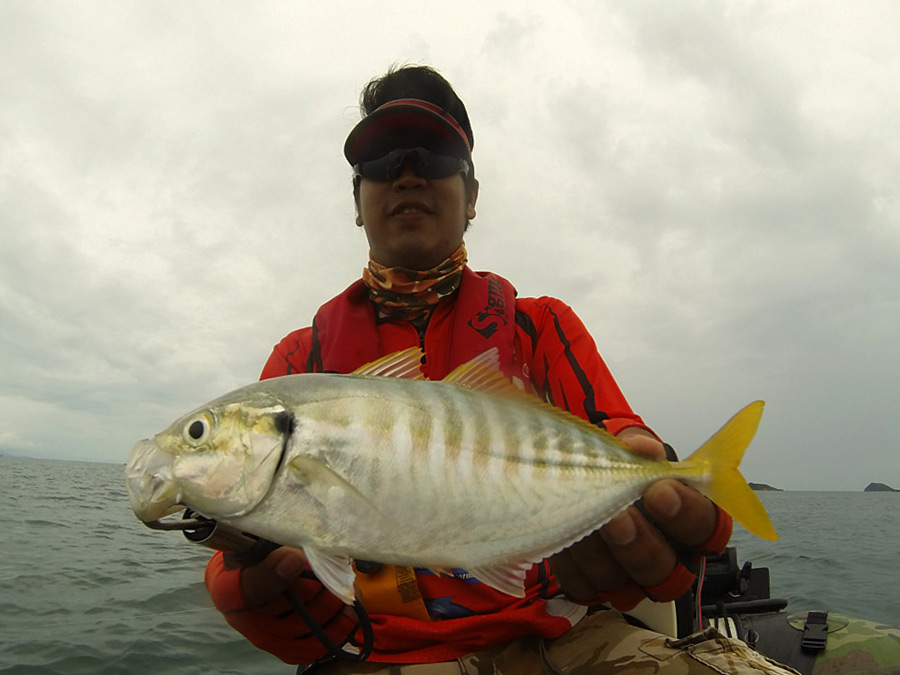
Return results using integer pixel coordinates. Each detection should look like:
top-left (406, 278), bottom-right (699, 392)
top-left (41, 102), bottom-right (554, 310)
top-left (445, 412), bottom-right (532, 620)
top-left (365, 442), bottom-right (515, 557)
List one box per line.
top-left (308, 610), bottom-right (800, 674)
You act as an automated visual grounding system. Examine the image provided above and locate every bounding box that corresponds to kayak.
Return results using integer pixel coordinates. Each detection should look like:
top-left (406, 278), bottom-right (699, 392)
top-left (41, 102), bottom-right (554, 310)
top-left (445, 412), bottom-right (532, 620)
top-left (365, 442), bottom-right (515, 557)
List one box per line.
top-left (629, 546), bottom-right (900, 675)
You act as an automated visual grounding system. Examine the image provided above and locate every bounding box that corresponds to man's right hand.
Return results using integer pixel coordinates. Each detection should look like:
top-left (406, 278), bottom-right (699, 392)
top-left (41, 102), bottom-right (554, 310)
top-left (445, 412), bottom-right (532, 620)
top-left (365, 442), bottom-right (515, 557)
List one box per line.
top-left (240, 546), bottom-right (309, 607)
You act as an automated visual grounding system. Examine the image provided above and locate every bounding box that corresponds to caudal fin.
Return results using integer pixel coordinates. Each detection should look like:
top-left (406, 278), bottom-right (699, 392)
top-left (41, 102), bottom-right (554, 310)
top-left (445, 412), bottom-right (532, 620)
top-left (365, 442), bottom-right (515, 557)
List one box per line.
top-left (685, 401), bottom-right (778, 541)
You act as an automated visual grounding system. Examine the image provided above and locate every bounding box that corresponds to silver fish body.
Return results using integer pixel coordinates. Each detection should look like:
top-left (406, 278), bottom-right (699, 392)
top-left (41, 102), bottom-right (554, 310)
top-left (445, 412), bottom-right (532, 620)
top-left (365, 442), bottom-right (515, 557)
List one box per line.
top-left (126, 349), bottom-right (774, 602)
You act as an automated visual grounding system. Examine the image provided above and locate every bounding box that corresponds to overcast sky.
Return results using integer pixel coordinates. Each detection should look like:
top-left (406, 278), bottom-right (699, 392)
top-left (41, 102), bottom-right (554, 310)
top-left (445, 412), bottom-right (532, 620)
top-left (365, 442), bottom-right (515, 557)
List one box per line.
top-left (2, 1), bottom-right (898, 491)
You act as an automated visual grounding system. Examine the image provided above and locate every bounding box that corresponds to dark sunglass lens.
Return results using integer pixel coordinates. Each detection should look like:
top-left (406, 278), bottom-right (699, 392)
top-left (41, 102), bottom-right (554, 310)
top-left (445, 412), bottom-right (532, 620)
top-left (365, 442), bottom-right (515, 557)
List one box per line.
top-left (421, 154), bottom-right (462, 179)
top-left (356, 156), bottom-right (393, 181)
top-left (356, 148), bottom-right (405, 181)
top-left (356, 148), bottom-right (467, 181)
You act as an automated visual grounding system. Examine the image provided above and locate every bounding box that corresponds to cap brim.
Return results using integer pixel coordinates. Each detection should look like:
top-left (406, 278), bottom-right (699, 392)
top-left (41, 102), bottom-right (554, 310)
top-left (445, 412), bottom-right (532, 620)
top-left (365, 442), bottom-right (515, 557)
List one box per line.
top-left (344, 99), bottom-right (472, 165)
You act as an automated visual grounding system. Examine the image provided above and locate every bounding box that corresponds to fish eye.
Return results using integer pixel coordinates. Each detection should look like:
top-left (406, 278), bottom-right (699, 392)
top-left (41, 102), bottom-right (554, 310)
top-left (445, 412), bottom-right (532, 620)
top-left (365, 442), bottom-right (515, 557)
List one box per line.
top-left (183, 412), bottom-right (213, 446)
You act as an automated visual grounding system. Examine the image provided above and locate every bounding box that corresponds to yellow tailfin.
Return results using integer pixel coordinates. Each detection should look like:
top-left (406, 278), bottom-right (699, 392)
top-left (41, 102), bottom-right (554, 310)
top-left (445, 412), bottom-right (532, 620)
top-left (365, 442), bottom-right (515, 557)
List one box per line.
top-left (685, 401), bottom-right (778, 541)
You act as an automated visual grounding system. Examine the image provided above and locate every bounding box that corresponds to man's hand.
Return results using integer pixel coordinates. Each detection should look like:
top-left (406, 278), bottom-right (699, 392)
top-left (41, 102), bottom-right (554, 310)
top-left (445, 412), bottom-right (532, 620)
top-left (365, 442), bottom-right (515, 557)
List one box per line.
top-left (240, 546), bottom-right (309, 607)
top-left (548, 428), bottom-right (718, 609)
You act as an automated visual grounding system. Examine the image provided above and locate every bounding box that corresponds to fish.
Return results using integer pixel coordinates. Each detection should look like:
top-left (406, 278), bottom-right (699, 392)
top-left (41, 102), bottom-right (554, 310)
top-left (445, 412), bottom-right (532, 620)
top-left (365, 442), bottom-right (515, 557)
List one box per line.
top-left (125, 347), bottom-right (777, 604)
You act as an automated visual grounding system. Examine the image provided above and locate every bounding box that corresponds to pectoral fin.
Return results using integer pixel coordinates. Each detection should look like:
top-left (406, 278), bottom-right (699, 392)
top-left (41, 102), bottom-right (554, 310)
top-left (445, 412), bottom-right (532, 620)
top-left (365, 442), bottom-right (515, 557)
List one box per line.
top-left (304, 547), bottom-right (357, 605)
top-left (288, 456), bottom-right (380, 519)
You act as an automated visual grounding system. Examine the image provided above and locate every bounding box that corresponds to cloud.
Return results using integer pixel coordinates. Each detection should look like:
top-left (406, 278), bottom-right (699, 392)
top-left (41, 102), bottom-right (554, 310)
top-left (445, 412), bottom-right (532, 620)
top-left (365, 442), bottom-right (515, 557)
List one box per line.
top-left (0, 426), bottom-right (34, 454)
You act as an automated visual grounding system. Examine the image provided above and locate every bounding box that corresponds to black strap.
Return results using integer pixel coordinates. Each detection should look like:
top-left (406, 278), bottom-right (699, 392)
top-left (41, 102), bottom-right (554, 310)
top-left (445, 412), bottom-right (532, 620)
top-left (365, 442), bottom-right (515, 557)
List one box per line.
top-left (287, 584), bottom-right (374, 673)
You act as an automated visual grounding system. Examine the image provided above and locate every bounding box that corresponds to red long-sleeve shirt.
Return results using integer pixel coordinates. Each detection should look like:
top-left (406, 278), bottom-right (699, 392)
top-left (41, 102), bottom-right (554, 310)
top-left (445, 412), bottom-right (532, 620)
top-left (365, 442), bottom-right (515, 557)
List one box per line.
top-left (206, 273), bottom-right (651, 665)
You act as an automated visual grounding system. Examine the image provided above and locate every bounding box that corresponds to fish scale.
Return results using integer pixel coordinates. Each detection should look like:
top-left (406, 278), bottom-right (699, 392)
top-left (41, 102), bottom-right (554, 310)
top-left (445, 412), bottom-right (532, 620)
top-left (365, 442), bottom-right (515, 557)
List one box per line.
top-left (354, 385), bottom-right (611, 551)
top-left (342, 382), bottom-right (632, 557)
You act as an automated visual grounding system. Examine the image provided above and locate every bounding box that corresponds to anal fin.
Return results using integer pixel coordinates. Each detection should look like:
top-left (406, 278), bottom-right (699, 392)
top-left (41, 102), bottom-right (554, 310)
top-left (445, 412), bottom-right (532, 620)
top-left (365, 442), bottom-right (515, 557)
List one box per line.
top-left (468, 562), bottom-right (533, 598)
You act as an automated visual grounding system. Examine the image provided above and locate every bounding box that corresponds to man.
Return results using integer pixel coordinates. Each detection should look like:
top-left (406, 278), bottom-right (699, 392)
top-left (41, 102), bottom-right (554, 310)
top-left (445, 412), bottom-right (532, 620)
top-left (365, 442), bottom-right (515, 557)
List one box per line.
top-left (205, 65), bottom-right (795, 674)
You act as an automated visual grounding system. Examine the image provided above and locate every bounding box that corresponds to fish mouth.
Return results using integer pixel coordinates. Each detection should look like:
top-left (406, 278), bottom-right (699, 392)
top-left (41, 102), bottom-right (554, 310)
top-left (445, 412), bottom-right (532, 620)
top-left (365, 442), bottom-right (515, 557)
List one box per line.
top-left (124, 438), bottom-right (183, 523)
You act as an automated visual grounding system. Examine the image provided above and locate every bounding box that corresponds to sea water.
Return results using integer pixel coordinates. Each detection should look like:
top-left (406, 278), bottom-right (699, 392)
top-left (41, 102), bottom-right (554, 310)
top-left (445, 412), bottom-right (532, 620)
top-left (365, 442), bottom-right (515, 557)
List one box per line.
top-left (1, 456), bottom-right (898, 674)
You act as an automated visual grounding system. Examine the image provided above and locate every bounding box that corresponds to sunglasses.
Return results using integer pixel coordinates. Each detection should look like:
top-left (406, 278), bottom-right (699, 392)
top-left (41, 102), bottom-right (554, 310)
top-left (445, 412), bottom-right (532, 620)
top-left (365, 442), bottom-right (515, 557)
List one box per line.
top-left (353, 147), bottom-right (470, 182)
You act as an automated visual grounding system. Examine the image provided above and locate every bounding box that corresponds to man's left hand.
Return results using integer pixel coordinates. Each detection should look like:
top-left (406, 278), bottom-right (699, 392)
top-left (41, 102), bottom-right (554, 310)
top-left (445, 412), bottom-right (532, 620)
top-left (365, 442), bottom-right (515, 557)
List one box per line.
top-left (548, 428), bottom-right (718, 609)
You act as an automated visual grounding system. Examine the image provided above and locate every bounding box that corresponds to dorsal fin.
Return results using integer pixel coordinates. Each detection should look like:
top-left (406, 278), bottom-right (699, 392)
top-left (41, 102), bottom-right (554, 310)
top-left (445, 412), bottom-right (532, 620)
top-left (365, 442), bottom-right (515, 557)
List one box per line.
top-left (443, 349), bottom-right (633, 450)
top-left (351, 348), bottom-right (425, 379)
top-left (442, 348), bottom-right (512, 394)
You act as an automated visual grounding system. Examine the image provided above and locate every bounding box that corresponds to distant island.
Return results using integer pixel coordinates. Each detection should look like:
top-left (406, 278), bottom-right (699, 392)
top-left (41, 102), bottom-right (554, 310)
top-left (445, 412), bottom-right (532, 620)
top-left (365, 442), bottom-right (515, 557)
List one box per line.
top-left (864, 482), bottom-right (898, 492)
top-left (749, 482), bottom-right (782, 491)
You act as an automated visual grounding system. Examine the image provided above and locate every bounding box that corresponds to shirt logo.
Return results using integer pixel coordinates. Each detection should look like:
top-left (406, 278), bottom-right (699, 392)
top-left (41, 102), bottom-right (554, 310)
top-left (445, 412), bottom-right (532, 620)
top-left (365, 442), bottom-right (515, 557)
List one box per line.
top-left (468, 276), bottom-right (508, 339)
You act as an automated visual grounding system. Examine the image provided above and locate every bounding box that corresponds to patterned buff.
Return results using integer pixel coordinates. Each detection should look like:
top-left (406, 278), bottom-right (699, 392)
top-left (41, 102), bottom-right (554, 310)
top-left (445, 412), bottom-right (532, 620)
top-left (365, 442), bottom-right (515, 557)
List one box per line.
top-left (363, 245), bottom-right (468, 325)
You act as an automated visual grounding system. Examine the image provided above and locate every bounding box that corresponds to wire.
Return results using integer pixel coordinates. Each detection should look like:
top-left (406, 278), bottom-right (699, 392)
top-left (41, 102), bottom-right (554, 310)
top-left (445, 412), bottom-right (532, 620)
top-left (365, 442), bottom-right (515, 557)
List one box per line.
top-left (695, 555), bottom-right (707, 629)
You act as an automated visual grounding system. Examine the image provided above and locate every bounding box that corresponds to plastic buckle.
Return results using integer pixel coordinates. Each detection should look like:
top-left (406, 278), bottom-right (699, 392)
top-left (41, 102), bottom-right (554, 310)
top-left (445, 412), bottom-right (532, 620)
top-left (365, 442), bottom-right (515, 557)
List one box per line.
top-left (801, 610), bottom-right (828, 652)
